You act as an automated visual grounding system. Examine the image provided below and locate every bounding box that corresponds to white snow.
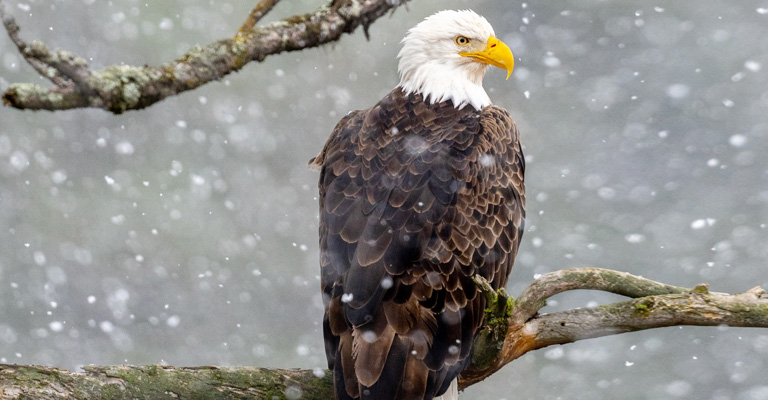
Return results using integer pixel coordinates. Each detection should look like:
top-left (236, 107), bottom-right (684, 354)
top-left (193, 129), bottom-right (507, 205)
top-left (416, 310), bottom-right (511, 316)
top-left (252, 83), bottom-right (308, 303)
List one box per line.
top-left (729, 134), bottom-right (748, 147)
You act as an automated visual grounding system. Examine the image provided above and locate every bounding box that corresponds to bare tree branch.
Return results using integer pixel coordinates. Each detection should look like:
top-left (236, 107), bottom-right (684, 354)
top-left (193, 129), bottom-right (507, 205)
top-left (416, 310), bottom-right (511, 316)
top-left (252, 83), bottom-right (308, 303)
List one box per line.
top-left (511, 267), bottom-right (691, 325)
top-left (0, 0), bottom-right (409, 113)
top-left (0, 364), bottom-right (332, 400)
top-left (458, 268), bottom-right (768, 388)
top-left (1, 268), bottom-right (766, 398)
top-left (530, 284), bottom-right (768, 347)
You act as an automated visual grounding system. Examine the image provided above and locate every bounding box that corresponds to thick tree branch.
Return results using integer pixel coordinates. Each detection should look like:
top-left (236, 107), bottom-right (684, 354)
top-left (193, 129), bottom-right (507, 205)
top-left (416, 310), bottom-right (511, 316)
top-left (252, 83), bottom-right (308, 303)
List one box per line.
top-left (0, 364), bottom-right (332, 400)
top-left (0, 0), bottom-right (408, 113)
top-left (1, 268), bottom-right (766, 398)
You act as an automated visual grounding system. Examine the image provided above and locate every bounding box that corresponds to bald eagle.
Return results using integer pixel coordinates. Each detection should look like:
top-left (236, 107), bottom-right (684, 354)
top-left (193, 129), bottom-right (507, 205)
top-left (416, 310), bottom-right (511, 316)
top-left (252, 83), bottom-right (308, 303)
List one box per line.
top-left (310, 10), bottom-right (525, 400)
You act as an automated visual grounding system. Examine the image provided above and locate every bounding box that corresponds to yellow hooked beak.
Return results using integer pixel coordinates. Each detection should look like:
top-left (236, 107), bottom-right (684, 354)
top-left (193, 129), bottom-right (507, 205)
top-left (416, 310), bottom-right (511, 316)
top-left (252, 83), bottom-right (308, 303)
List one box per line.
top-left (459, 36), bottom-right (515, 79)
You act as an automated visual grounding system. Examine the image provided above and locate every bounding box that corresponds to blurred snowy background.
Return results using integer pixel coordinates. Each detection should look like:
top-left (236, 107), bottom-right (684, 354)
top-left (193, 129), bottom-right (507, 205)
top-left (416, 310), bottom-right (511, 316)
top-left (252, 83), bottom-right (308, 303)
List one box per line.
top-left (1, 0), bottom-right (768, 399)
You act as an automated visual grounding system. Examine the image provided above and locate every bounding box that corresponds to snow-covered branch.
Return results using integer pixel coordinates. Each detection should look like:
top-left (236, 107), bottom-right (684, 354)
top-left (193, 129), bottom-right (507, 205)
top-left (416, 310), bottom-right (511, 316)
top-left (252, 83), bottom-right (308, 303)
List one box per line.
top-left (0, 0), bottom-right (409, 113)
top-left (2, 268), bottom-right (766, 398)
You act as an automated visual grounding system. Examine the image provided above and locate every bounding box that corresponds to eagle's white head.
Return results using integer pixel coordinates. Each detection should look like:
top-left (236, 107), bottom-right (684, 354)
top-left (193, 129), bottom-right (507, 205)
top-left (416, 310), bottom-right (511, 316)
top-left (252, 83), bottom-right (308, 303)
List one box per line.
top-left (397, 10), bottom-right (515, 110)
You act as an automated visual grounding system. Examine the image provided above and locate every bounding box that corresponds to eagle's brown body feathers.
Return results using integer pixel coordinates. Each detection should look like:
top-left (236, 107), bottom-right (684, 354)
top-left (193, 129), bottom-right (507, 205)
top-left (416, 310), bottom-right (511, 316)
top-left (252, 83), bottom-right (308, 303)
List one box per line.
top-left (312, 87), bottom-right (525, 399)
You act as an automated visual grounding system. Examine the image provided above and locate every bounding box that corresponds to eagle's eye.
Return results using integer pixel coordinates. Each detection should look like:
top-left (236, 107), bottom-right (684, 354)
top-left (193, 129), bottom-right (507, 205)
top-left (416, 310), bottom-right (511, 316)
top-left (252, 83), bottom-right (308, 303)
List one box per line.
top-left (455, 36), bottom-right (470, 46)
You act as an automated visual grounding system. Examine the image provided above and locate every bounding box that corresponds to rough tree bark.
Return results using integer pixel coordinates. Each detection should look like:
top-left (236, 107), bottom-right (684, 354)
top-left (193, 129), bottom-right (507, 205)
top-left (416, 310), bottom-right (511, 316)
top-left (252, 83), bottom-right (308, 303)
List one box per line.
top-left (0, 0), bottom-right (410, 113)
top-left (2, 1), bottom-right (768, 399)
top-left (1, 268), bottom-right (767, 399)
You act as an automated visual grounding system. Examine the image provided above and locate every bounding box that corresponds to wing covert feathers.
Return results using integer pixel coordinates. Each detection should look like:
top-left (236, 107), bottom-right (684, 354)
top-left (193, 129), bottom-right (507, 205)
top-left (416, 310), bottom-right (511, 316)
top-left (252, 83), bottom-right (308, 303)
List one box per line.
top-left (316, 88), bottom-right (525, 399)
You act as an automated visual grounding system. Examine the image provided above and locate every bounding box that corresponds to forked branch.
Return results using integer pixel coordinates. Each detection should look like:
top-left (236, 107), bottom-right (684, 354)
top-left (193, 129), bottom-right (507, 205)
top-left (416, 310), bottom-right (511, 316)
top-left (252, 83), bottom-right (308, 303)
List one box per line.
top-left (1, 267), bottom-right (766, 398)
top-left (459, 268), bottom-right (768, 387)
top-left (0, 0), bottom-right (408, 113)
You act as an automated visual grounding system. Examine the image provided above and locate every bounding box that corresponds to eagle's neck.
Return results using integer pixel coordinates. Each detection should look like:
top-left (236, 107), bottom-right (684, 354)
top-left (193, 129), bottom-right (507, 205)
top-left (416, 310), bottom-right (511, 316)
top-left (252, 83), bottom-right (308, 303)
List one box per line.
top-left (397, 52), bottom-right (491, 111)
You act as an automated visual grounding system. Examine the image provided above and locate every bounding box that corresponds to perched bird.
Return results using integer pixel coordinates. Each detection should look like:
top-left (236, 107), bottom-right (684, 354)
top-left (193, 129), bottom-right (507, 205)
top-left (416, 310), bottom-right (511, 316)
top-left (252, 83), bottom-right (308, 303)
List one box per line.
top-left (310, 9), bottom-right (525, 400)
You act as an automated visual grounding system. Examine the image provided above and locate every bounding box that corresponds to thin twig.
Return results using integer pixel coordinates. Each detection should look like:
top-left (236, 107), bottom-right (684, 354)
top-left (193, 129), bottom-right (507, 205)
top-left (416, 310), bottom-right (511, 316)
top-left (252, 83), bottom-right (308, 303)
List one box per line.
top-left (237, 0), bottom-right (282, 35)
top-left (0, 1), bottom-right (72, 88)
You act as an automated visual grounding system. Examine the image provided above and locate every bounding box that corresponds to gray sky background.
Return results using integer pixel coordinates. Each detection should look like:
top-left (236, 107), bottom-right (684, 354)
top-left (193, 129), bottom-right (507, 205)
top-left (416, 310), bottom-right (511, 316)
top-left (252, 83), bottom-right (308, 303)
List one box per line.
top-left (1, 1), bottom-right (768, 399)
